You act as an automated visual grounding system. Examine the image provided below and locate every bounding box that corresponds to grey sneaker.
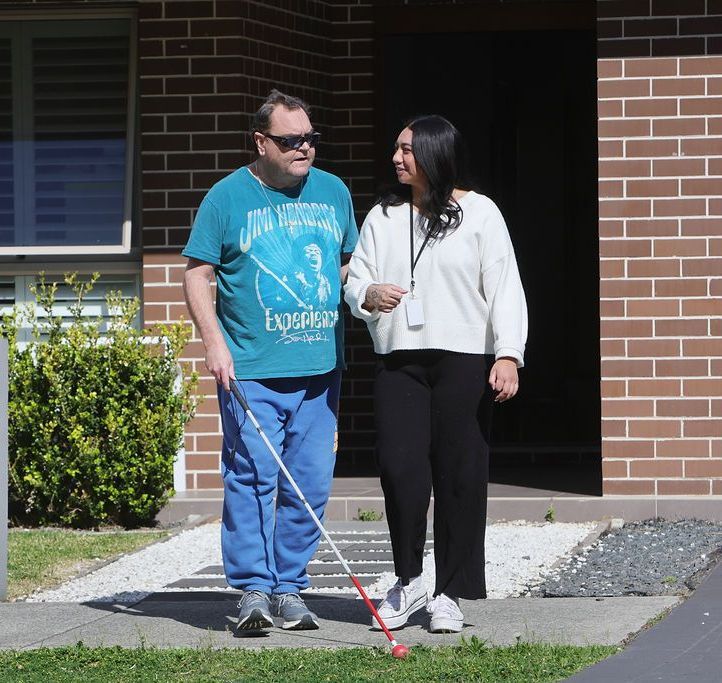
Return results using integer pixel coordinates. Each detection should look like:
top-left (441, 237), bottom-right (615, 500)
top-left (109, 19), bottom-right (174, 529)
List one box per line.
top-left (236, 590), bottom-right (273, 632)
top-left (271, 593), bottom-right (319, 630)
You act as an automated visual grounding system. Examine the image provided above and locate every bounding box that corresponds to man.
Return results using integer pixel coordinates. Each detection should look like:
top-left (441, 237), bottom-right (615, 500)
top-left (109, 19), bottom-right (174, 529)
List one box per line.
top-left (182, 90), bottom-right (358, 632)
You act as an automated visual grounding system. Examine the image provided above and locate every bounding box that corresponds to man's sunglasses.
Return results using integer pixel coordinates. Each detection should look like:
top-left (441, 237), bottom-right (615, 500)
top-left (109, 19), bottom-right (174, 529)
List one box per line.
top-left (262, 131), bottom-right (321, 150)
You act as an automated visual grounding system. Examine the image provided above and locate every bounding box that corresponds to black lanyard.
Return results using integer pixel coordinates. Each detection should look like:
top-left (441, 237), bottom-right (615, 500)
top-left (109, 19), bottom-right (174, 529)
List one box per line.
top-left (409, 201), bottom-right (432, 293)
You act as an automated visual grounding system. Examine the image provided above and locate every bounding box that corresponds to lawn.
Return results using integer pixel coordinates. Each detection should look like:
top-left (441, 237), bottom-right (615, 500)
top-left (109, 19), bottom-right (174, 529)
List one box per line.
top-left (0, 640), bottom-right (616, 682)
top-left (7, 528), bottom-right (170, 600)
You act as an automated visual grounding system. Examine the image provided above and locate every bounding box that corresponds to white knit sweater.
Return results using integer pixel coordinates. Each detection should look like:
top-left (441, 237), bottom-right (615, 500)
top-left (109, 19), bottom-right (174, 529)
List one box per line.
top-left (344, 191), bottom-right (528, 366)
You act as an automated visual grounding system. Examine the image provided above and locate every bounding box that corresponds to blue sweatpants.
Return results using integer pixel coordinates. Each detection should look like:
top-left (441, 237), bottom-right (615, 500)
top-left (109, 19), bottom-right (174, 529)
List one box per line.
top-left (218, 370), bottom-right (341, 595)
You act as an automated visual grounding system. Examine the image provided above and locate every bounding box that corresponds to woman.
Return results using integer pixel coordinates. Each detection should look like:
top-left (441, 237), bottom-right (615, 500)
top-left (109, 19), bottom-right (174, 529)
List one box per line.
top-left (344, 115), bottom-right (527, 633)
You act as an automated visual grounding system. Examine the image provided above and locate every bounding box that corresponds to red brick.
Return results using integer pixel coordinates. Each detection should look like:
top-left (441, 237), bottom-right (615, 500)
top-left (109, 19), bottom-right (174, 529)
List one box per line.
top-left (600, 259), bottom-right (627, 278)
top-left (628, 258), bottom-right (680, 277)
top-left (598, 78), bottom-right (650, 98)
top-left (681, 138), bottom-right (722, 156)
top-left (629, 419), bottom-right (681, 437)
top-left (658, 480), bottom-right (710, 494)
top-left (599, 140), bottom-right (624, 158)
top-left (682, 178), bottom-right (722, 196)
top-left (657, 439), bottom-right (710, 457)
top-left (603, 479), bottom-right (655, 495)
top-left (680, 57), bottom-right (722, 76)
top-left (653, 198), bottom-right (706, 217)
top-left (599, 237), bottom-right (651, 257)
top-left (712, 399), bottom-right (722, 416)
top-left (600, 300), bottom-right (626, 317)
top-left (712, 240), bottom-right (722, 257)
top-left (681, 219), bottom-right (722, 237)
top-left (709, 78), bottom-right (722, 96)
top-left (630, 459), bottom-right (683, 478)
top-left (601, 359), bottom-right (654, 377)
top-left (602, 419), bottom-right (628, 437)
top-left (599, 119), bottom-right (651, 139)
top-left (683, 259), bottom-right (722, 277)
top-left (710, 119), bottom-right (722, 136)
top-left (681, 97), bottom-right (722, 116)
top-left (685, 420), bottom-right (722, 437)
top-left (599, 60), bottom-right (624, 78)
top-left (602, 398), bottom-right (654, 416)
top-left (600, 220), bottom-right (624, 238)
top-left (625, 98), bottom-right (678, 118)
top-left (685, 459), bottom-right (722, 477)
top-left (659, 359), bottom-right (709, 377)
top-left (625, 58), bottom-right (676, 77)
top-left (186, 414), bottom-right (221, 433)
top-left (598, 100), bottom-right (624, 118)
top-left (186, 454), bottom-right (220, 470)
top-left (684, 339), bottom-right (722, 356)
top-left (196, 472), bottom-right (222, 489)
top-left (655, 318), bottom-right (708, 336)
top-left (653, 117), bottom-right (706, 136)
top-left (652, 78), bottom-right (705, 96)
top-left (627, 299), bottom-right (680, 317)
top-left (603, 460), bottom-right (629, 478)
top-left (655, 279), bottom-right (707, 297)
top-left (654, 239), bottom-right (706, 257)
top-left (683, 299), bottom-right (722, 316)
top-left (653, 158), bottom-right (706, 177)
top-left (600, 180), bottom-right (624, 198)
top-left (601, 319), bottom-right (653, 338)
top-left (600, 279), bottom-right (652, 297)
top-left (711, 199), bottom-right (722, 215)
top-left (195, 434), bottom-right (222, 451)
top-left (714, 440), bottom-right (722, 457)
top-left (626, 139), bottom-right (678, 157)
top-left (629, 379), bottom-right (681, 396)
top-left (684, 379), bottom-right (722, 396)
top-left (657, 399), bottom-right (709, 417)
top-left (601, 339), bottom-right (627, 356)
top-left (628, 339), bottom-right (680, 357)
top-left (627, 179), bottom-right (679, 198)
top-left (602, 380), bottom-right (628, 398)
top-left (604, 440), bottom-right (655, 458)
top-left (599, 159), bottom-right (651, 178)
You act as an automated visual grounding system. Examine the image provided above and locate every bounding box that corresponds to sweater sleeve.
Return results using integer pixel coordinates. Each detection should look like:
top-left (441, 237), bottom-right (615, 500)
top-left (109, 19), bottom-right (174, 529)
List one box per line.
top-left (480, 202), bottom-right (528, 368)
top-left (343, 213), bottom-right (381, 322)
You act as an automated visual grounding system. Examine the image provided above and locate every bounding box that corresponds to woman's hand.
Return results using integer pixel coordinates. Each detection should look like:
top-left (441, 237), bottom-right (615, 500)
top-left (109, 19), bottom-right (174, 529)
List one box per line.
top-left (489, 358), bottom-right (519, 402)
top-left (363, 283), bottom-right (408, 313)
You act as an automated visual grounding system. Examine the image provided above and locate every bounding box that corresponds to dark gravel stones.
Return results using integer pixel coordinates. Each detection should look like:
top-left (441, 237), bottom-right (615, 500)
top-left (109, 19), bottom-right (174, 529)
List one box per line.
top-left (531, 519), bottom-right (722, 598)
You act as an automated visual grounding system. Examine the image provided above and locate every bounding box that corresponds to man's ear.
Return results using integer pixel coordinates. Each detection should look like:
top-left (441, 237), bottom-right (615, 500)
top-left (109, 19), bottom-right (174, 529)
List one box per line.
top-left (253, 132), bottom-right (265, 156)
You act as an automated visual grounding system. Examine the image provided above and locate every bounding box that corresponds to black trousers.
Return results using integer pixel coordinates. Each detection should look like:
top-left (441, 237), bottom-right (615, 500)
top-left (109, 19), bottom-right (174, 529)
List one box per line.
top-left (375, 350), bottom-right (492, 600)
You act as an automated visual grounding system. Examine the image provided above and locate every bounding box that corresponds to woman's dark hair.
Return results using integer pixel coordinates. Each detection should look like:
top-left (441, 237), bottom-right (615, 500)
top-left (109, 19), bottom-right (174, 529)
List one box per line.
top-left (379, 115), bottom-right (470, 239)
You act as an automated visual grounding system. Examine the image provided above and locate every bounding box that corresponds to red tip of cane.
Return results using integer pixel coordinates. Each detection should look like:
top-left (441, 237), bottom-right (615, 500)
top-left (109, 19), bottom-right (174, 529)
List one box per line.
top-left (391, 644), bottom-right (410, 659)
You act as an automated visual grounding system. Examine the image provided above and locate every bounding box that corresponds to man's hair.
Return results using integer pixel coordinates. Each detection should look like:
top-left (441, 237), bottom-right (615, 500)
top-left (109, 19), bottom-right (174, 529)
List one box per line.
top-left (252, 89), bottom-right (312, 133)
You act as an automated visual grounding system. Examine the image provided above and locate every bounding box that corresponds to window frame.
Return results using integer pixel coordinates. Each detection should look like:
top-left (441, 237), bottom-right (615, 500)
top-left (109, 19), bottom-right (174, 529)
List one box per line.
top-left (0, 10), bottom-right (137, 256)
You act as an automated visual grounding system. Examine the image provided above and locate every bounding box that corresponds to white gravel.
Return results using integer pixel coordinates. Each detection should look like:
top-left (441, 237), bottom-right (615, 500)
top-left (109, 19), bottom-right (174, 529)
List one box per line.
top-left (25, 520), bottom-right (596, 603)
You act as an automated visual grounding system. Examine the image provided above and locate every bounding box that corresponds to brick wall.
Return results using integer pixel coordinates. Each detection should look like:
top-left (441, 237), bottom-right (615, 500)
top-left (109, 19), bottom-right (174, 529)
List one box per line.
top-left (139, 0), bottom-right (378, 488)
top-left (597, 0), bottom-right (722, 495)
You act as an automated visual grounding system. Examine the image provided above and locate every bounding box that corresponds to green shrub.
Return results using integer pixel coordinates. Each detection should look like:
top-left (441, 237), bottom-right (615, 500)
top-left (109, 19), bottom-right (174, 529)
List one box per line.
top-left (1, 273), bottom-right (198, 528)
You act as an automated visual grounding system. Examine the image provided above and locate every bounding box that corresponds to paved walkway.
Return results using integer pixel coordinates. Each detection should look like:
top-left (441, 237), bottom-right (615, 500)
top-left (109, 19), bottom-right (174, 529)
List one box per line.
top-left (3, 519), bottom-right (722, 681)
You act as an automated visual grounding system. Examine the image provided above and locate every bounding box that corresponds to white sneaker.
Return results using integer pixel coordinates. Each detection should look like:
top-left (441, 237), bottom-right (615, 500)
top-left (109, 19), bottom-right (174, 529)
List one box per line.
top-left (427, 593), bottom-right (464, 633)
top-left (372, 577), bottom-right (428, 630)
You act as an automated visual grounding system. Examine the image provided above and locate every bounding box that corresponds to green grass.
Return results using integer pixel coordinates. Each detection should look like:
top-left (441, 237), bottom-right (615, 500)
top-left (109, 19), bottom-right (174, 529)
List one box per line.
top-left (0, 641), bottom-right (616, 682)
top-left (7, 528), bottom-right (170, 600)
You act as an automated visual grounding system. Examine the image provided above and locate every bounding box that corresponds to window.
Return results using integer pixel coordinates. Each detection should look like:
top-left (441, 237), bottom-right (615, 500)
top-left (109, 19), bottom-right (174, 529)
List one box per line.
top-left (0, 18), bottom-right (135, 255)
top-left (0, 273), bottom-right (141, 344)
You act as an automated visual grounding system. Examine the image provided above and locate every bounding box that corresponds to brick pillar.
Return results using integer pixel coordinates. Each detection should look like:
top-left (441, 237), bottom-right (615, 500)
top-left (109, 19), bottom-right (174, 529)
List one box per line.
top-left (597, 0), bottom-right (722, 495)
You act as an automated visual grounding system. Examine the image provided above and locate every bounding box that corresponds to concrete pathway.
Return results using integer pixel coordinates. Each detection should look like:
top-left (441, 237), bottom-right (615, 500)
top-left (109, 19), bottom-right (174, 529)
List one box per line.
top-left (568, 559), bottom-right (722, 682)
top-left (0, 593), bottom-right (677, 651)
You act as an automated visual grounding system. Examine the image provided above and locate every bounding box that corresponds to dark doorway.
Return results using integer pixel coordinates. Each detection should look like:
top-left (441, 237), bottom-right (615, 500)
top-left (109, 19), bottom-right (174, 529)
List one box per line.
top-left (375, 11), bottom-right (601, 494)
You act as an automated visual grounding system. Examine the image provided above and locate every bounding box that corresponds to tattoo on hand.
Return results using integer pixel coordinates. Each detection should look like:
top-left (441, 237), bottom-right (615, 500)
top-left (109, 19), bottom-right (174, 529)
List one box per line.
top-left (367, 287), bottom-right (381, 308)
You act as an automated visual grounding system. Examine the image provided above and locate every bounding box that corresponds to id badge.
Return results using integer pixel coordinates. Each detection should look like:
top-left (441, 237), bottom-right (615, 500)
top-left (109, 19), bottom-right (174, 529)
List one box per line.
top-left (405, 296), bottom-right (425, 327)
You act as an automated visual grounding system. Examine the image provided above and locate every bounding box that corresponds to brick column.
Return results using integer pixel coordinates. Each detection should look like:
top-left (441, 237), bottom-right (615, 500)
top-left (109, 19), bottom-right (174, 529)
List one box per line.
top-left (597, 0), bottom-right (722, 495)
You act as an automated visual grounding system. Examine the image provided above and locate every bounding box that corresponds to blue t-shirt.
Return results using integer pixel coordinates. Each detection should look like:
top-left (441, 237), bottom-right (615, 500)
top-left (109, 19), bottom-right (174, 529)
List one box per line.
top-left (183, 166), bottom-right (359, 379)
